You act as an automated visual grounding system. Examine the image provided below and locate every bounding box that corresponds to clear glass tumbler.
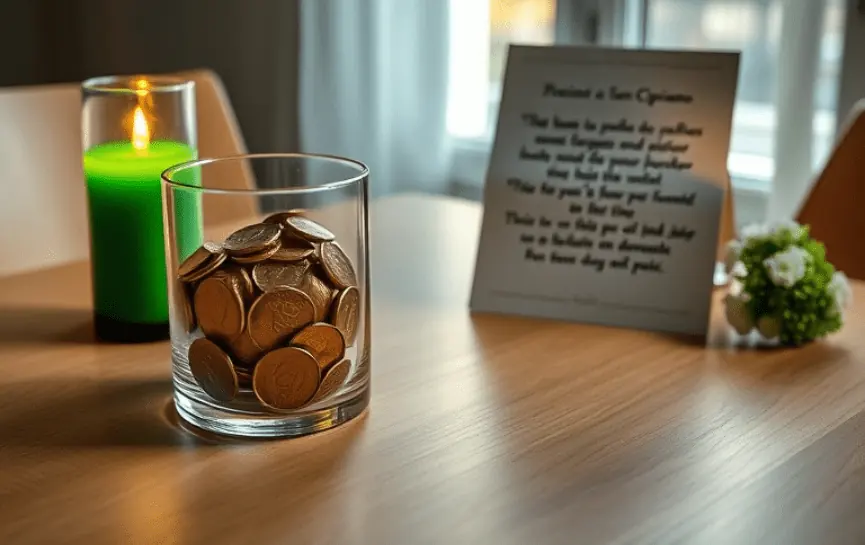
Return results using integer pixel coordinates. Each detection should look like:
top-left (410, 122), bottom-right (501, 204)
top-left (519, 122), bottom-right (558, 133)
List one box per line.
top-left (161, 153), bottom-right (370, 438)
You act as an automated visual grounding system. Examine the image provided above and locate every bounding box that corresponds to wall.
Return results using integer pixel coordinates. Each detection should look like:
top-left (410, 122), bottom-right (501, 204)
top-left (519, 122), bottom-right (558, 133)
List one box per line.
top-left (0, 0), bottom-right (300, 158)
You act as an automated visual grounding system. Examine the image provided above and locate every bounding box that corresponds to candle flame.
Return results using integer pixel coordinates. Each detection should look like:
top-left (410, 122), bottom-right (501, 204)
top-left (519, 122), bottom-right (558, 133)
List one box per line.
top-left (131, 106), bottom-right (150, 151)
top-left (134, 78), bottom-right (149, 96)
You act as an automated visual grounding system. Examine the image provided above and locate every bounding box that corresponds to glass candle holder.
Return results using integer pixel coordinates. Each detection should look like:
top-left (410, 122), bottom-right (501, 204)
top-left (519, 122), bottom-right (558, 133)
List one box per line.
top-left (162, 153), bottom-right (370, 438)
top-left (82, 75), bottom-right (197, 343)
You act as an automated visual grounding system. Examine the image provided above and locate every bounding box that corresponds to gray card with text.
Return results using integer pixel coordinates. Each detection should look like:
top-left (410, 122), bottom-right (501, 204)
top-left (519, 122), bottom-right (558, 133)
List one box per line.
top-left (470, 46), bottom-right (739, 336)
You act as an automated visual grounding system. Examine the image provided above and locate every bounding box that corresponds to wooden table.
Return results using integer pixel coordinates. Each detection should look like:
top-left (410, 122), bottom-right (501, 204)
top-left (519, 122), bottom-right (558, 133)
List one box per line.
top-left (2, 194), bottom-right (865, 545)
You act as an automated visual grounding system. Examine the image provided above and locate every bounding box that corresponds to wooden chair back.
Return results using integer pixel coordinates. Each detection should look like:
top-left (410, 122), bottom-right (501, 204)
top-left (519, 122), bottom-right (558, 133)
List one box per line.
top-left (797, 101), bottom-right (865, 279)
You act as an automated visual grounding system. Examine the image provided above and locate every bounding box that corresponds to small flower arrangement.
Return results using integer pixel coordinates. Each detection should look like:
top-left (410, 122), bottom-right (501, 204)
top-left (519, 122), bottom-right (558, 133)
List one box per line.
top-left (723, 220), bottom-right (851, 346)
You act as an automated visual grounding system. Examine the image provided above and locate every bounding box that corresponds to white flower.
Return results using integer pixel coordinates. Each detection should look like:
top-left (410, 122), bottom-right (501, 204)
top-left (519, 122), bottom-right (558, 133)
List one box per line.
top-left (763, 246), bottom-right (810, 287)
top-left (741, 223), bottom-right (769, 244)
top-left (728, 280), bottom-right (748, 298)
top-left (828, 271), bottom-right (853, 315)
top-left (740, 221), bottom-right (804, 247)
top-left (725, 293), bottom-right (754, 335)
top-left (767, 220), bottom-right (803, 238)
top-left (756, 315), bottom-right (781, 340)
top-left (724, 240), bottom-right (742, 273)
top-left (730, 261), bottom-right (748, 279)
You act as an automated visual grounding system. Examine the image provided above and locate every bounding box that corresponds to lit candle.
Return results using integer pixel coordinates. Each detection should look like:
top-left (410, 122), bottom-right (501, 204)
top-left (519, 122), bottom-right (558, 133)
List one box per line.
top-left (82, 77), bottom-right (201, 342)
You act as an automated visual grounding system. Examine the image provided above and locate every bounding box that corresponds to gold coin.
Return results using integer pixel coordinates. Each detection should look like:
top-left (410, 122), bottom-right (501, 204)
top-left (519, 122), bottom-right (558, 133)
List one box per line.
top-left (253, 347), bottom-right (321, 410)
top-left (284, 216), bottom-right (335, 243)
top-left (223, 223), bottom-right (281, 256)
top-left (175, 281), bottom-right (196, 333)
top-left (211, 265), bottom-right (255, 303)
top-left (181, 254), bottom-right (227, 283)
top-left (310, 244), bottom-right (322, 263)
top-left (262, 209), bottom-right (308, 225)
top-left (227, 328), bottom-right (264, 368)
top-left (320, 242), bottom-right (357, 289)
top-left (178, 241), bottom-right (224, 282)
top-left (310, 359), bottom-right (351, 404)
top-left (271, 235), bottom-right (315, 262)
top-left (262, 212), bottom-right (290, 225)
top-left (230, 243), bottom-right (281, 264)
top-left (290, 323), bottom-right (345, 369)
top-left (248, 287), bottom-right (316, 351)
top-left (179, 244), bottom-right (227, 283)
top-left (194, 276), bottom-right (245, 341)
top-left (188, 337), bottom-right (238, 402)
top-left (235, 367), bottom-right (253, 389)
top-left (302, 270), bottom-right (334, 322)
top-left (330, 286), bottom-right (360, 346)
top-left (270, 245), bottom-right (315, 262)
top-left (252, 261), bottom-right (310, 292)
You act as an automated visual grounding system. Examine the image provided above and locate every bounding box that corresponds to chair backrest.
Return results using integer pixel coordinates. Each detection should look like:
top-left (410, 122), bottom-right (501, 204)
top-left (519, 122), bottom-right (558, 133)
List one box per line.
top-left (797, 100), bottom-right (865, 280)
top-left (179, 69), bottom-right (258, 224)
top-left (0, 69), bottom-right (255, 277)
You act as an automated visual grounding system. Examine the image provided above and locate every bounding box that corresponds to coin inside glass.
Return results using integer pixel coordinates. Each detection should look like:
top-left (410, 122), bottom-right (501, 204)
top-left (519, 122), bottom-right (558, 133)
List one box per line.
top-left (188, 337), bottom-right (239, 402)
top-left (194, 277), bottom-right (245, 341)
top-left (178, 241), bottom-right (224, 280)
top-left (227, 328), bottom-right (264, 368)
top-left (223, 223), bottom-right (281, 255)
top-left (284, 216), bottom-right (335, 243)
top-left (252, 261), bottom-right (310, 293)
top-left (211, 265), bottom-right (255, 303)
top-left (320, 242), bottom-right (357, 288)
top-left (230, 243), bottom-right (281, 264)
top-left (270, 245), bottom-right (315, 262)
top-left (179, 245), bottom-right (227, 284)
top-left (235, 367), bottom-right (253, 389)
top-left (247, 287), bottom-right (316, 350)
top-left (310, 359), bottom-right (351, 404)
top-left (330, 286), bottom-right (360, 346)
top-left (302, 271), bottom-right (335, 322)
top-left (290, 322), bottom-right (345, 369)
top-left (262, 209), bottom-right (308, 226)
top-left (253, 347), bottom-right (321, 410)
top-left (175, 211), bottom-right (365, 414)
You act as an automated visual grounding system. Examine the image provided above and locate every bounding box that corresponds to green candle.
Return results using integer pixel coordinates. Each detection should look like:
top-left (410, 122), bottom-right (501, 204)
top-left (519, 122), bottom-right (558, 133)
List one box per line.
top-left (84, 140), bottom-right (201, 337)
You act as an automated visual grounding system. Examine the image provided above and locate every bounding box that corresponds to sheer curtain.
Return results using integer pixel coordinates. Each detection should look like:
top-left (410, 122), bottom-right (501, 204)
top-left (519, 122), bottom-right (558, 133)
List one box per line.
top-left (767, 0), bottom-right (828, 221)
top-left (299, 0), bottom-right (453, 197)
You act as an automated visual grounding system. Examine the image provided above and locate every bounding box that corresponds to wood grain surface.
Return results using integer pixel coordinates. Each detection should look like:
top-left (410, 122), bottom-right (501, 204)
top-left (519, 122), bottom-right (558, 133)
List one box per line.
top-left (1, 194), bottom-right (864, 545)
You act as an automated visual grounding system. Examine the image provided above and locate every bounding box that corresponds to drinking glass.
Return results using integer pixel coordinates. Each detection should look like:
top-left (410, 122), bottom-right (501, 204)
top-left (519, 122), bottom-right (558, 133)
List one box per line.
top-left (162, 153), bottom-right (370, 438)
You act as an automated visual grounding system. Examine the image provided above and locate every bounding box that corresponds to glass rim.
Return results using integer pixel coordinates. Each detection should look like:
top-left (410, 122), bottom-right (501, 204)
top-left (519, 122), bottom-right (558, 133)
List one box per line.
top-left (82, 74), bottom-right (194, 95)
top-left (161, 152), bottom-right (370, 196)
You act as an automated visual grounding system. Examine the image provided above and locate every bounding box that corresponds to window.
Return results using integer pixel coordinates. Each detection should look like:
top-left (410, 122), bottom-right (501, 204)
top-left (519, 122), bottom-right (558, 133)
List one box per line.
top-left (447, 0), bottom-right (858, 222)
top-left (639, 0), bottom-right (845, 189)
top-left (448, 0), bottom-right (556, 139)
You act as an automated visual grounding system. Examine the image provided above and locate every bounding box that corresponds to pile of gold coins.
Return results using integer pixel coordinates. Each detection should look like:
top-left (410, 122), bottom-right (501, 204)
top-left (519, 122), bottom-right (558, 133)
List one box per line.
top-left (177, 210), bottom-right (360, 411)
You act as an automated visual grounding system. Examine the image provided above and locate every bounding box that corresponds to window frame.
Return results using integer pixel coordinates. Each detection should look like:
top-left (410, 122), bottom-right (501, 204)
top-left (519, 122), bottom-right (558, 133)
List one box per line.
top-left (449, 0), bottom-right (865, 227)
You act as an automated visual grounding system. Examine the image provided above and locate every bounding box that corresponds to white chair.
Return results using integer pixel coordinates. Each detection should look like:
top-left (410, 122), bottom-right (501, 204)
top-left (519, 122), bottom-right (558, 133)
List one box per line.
top-left (0, 69), bottom-right (256, 277)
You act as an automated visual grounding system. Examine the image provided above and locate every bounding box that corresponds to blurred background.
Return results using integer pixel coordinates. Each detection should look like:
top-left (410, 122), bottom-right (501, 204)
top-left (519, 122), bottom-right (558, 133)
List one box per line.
top-left (2, 0), bottom-right (862, 228)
